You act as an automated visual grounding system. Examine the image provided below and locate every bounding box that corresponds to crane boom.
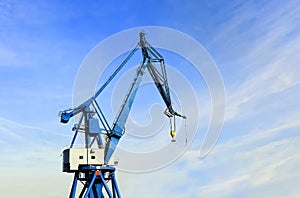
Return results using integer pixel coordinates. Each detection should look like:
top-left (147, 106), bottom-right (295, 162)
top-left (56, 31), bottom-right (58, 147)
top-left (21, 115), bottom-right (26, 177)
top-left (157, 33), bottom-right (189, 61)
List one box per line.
top-left (103, 31), bottom-right (185, 163)
top-left (104, 61), bottom-right (147, 163)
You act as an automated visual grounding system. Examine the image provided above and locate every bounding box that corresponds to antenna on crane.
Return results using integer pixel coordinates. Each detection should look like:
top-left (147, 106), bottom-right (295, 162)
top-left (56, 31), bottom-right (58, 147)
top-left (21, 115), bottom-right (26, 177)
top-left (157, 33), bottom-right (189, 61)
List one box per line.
top-left (59, 31), bottom-right (186, 198)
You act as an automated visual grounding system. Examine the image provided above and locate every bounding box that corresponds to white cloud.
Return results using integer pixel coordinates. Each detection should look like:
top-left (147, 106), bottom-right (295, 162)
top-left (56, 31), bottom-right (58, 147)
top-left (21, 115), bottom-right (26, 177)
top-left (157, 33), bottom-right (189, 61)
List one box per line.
top-left (0, 117), bottom-right (73, 197)
top-left (118, 118), bottom-right (300, 198)
top-left (0, 118), bottom-right (65, 164)
top-left (117, 2), bottom-right (300, 197)
top-left (220, 0), bottom-right (300, 122)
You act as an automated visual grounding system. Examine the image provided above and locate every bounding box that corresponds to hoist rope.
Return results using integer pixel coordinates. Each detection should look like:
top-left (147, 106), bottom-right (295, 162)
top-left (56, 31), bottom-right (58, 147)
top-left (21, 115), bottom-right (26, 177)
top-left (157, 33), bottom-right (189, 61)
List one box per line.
top-left (185, 118), bottom-right (187, 146)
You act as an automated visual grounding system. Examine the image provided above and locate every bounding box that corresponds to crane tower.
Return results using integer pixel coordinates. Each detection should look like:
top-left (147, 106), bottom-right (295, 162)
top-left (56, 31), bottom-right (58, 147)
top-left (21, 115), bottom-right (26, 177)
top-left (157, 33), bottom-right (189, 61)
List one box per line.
top-left (59, 31), bottom-right (186, 197)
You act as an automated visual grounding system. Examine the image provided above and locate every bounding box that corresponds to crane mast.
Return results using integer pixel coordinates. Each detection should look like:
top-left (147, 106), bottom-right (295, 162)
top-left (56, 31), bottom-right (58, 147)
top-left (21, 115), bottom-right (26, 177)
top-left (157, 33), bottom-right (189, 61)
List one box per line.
top-left (59, 31), bottom-right (186, 198)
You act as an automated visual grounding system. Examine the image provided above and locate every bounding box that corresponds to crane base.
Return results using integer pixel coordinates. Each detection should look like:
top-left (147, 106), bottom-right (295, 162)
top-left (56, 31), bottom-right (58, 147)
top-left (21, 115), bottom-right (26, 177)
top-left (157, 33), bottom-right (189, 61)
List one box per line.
top-left (69, 165), bottom-right (121, 198)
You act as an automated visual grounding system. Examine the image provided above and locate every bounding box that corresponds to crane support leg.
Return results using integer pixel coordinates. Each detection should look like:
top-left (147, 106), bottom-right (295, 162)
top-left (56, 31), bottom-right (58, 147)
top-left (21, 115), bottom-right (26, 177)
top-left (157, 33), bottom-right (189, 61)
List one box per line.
top-left (111, 173), bottom-right (121, 198)
top-left (69, 172), bottom-right (79, 198)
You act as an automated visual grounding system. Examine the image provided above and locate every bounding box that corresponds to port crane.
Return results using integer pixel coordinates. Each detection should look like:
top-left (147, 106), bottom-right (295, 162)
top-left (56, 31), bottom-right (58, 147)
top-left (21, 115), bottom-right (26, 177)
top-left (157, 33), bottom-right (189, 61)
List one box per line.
top-left (59, 31), bottom-right (186, 198)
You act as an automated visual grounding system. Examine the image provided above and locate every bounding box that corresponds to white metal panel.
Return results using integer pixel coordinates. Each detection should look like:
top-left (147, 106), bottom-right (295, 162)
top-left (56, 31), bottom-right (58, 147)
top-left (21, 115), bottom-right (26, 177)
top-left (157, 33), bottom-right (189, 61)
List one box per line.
top-left (63, 148), bottom-right (117, 172)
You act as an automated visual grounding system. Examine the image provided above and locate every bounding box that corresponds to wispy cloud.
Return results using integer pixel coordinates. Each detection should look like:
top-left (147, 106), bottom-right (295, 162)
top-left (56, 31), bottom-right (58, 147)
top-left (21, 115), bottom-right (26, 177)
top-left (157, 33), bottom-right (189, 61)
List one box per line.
top-left (119, 118), bottom-right (300, 198)
top-left (0, 116), bottom-right (73, 197)
top-left (118, 1), bottom-right (300, 197)
top-left (0, 117), bottom-right (70, 166)
top-left (214, 0), bottom-right (300, 122)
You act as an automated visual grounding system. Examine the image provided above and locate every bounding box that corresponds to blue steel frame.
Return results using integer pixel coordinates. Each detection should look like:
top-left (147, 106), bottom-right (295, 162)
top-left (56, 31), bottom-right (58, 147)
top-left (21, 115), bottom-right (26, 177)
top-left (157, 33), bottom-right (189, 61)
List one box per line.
top-left (69, 166), bottom-right (121, 198)
top-left (60, 31), bottom-right (186, 198)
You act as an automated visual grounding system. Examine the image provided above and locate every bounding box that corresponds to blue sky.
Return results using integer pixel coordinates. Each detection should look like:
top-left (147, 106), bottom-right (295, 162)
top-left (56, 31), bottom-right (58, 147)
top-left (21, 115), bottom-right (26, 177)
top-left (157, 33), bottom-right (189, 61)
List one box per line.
top-left (1, 0), bottom-right (300, 197)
